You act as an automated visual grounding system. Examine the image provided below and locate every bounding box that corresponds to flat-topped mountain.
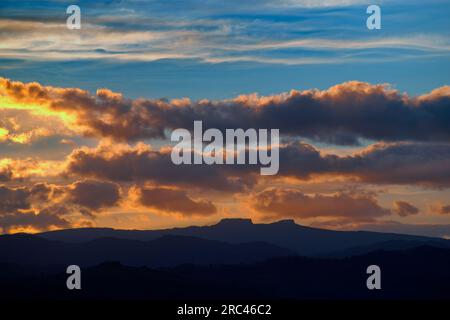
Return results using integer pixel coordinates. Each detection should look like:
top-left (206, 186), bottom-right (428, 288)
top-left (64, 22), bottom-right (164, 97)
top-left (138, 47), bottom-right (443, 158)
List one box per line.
top-left (2, 219), bottom-right (450, 300)
top-left (34, 218), bottom-right (449, 256)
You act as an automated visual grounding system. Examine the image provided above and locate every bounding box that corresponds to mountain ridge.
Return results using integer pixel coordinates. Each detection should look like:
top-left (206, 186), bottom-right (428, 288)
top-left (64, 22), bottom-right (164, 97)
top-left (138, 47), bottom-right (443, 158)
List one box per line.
top-left (29, 218), bottom-right (449, 256)
top-left (0, 232), bottom-right (295, 268)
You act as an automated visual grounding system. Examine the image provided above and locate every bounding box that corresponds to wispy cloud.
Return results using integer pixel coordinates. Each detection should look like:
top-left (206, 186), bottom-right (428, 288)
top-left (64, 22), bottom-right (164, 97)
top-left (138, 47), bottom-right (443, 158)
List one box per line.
top-left (1, 0), bottom-right (449, 65)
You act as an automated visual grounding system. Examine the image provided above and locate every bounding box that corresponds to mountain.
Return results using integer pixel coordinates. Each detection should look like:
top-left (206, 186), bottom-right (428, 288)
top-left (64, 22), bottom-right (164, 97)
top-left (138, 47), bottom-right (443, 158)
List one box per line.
top-left (2, 246), bottom-right (450, 300)
top-left (37, 218), bottom-right (450, 256)
top-left (324, 239), bottom-right (450, 258)
top-left (2, 220), bottom-right (450, 300)
top-left (0, 233), bottom-right (294, 268)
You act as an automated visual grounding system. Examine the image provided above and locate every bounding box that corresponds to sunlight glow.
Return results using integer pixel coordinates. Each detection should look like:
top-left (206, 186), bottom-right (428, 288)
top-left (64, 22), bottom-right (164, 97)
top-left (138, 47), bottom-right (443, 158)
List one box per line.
top-left (0, 96), bottom-right (77, 124)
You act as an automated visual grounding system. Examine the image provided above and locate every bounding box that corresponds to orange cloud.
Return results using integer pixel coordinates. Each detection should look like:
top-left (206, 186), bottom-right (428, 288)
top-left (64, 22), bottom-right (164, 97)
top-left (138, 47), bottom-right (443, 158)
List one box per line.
top-left (0, 180), bottom-right (121, 233)
top-left (0, 158), bottom-right (65, 181)
top-left (249, 187), bottom-right (391, 221)
top-left (430, 204), bottom-right (450, 215)
top-left (2, 77), bottom-right (450, 144)
top-left (392, 200), bottom-right (419, 217)
top-left (130, 185), bottom-right (217, 217)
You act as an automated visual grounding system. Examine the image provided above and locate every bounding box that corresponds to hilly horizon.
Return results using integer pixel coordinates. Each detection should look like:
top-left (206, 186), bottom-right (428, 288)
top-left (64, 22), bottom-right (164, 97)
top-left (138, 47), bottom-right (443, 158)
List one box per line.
top-left (40, 218), bottom-right (450, 254)
top-left (3, 218), bottom-right (450, 300)
top-left (3, 218), bottom-right (448, 259)
top-left (0, 232), bottom-right (298, 268)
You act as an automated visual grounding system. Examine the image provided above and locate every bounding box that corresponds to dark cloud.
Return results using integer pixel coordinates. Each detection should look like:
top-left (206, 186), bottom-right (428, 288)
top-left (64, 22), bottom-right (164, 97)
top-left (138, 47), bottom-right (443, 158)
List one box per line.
top-left (0, 211), bottom-right (71, 233)
top-left (0, 183), bottom-right (67, 232)
top-left (135, 186), bottom-right (217, 216)
top-left (250, 187), bottom-right (390, 221)
top-left (2, 78), bottom-right (450, 145)
top-left (279, 141), bottom-right (450, 188)
top-left (64, 141), bottom-right (450, 190)
top-left (66, 180), bottom-right (121, 210)
top-left (0, 168), bottom-right (13, 182)
top-left (66, 143), bottom-right (256, 192)
top-left (0, 185), bottom-right (31, 212)
top-left (392, 200), bottom-right (419, 217)
top-left (0, 180), bottom-right (121, 232)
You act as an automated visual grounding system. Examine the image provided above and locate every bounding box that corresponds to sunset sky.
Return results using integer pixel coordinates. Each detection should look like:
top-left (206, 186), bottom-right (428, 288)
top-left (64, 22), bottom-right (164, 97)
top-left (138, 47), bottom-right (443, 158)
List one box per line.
top-left (0, 0), bottom-right (450, 237)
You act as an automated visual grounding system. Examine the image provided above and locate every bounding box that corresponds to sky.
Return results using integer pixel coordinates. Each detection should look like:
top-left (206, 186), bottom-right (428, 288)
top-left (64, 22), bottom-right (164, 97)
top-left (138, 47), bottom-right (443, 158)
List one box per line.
top-left (0, 0), bottom-right (450, 237)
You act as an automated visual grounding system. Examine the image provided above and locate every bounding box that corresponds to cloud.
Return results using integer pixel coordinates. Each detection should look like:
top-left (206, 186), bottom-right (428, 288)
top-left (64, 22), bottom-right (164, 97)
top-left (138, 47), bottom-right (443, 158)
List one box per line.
top-left (132, 186), bottom-right (217, 216)
top-left (430, 204), bottom-right (450, 215)
top-left (0, 158), bottom-right (66, 183)
top-left (66, 180), bottom-right (121, 211)
top-left (392, 200), bottom-right (419, 217)
top-left (0, 180), bottom-right (121, 232)
top-left (0, 211), bottom-right (71, 234)
top-left (0, 183), bottom-right (68, 232)
top-left (0, 185), bottom-right (32, 212)
top-left (65, 142), bottom-right (256, 192)
top-left (1, 0), bottom-right (449, 66)
top-left (250, 187), bottom-right (390, 221)
top-left (0, 107), bottom-right (89, 160)
top-left (2, 78), bottom-right (450, 145)
top-left (64, 139), bottom-right (450, 191)
top-left (0, 168), bottom-right (13, 182)
top-left (278, 141), bottom-right (450, 188)
top-left (279, 0), bottom-right (379, 8)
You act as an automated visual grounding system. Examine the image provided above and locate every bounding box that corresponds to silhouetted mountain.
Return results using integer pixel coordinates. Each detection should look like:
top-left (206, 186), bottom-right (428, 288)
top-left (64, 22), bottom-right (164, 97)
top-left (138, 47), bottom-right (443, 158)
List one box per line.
top-left (0, 233), bottom-right (294, 268)
top-left (3, 218), bottom-right (450, 302)
top-left (37, 218), bottom-right (450, 256)
top-left (323, 239), bottom-right (450, 258)
top-left (2, 246), bottom-right (450, 300)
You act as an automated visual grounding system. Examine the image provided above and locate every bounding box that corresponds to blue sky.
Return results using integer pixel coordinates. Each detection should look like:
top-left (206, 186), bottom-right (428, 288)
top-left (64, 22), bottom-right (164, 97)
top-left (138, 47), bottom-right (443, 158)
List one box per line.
top-left (1, 0), bottom-right (449, 99)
